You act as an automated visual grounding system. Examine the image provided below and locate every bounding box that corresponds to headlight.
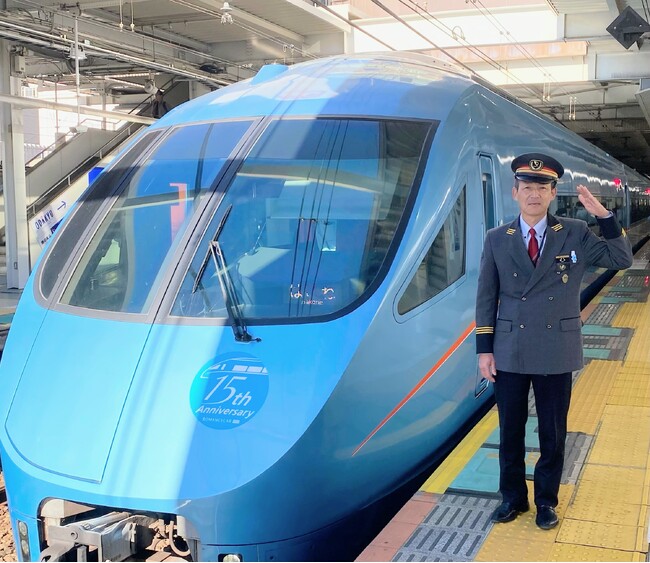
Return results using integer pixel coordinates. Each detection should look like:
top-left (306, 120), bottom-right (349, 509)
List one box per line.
top-left (16, 520), bottom-right (30, 561)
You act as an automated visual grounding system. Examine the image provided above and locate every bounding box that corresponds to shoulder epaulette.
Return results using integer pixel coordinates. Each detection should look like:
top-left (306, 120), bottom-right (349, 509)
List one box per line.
top-left (551, 223), bottom-right (563, 231)
top-left (506, 228), bottom-right (516, 235)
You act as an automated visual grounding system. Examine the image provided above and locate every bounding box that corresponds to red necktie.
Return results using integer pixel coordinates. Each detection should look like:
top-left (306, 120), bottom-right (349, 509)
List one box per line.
top-left (528, 227), bottom-right (539, 265)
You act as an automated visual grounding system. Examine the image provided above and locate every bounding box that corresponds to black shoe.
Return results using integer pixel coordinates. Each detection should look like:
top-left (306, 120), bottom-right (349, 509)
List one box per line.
top-left (490, 501), bottom-right (530, 523)
top-left (535, 506), bottom-right (559, 530)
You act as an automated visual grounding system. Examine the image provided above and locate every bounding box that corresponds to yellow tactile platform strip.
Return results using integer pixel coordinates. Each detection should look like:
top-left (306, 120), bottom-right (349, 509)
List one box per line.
top-left (476, 266), bottom-right (650, 562)
top-left (475, 482), bottom-right (573, 562)
top-left (567, 360), bottom-right (621, 435)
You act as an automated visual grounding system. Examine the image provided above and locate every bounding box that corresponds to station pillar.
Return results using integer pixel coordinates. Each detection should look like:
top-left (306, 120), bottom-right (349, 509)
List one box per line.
top-left (0, 40), bottom-right (30, 289)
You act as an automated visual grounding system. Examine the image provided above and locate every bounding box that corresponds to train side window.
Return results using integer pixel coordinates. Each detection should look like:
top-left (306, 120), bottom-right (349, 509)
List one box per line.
top-left (398, 187), bottom-right (466, 315)
top-left (555, 195), bottom-right (573, 218)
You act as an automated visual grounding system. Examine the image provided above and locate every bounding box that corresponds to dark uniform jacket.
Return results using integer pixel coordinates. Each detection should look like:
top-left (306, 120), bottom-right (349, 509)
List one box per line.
top-left (476, 213), bottom-right (633, 374)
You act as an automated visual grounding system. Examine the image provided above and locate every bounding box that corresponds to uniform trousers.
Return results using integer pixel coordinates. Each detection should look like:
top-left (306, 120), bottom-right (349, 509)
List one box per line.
top-left (494, 370), bottom-right (572, 508)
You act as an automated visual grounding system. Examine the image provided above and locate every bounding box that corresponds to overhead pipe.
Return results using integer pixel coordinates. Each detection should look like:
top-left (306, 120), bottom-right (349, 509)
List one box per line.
top-left (0, 18), bottom-right (231, 86)
top-left (0, 92), bottom-right (156, 125)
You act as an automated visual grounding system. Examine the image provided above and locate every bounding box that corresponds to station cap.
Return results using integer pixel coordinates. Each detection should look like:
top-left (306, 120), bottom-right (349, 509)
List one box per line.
top-left (511, 153), bottom-right (564, 183)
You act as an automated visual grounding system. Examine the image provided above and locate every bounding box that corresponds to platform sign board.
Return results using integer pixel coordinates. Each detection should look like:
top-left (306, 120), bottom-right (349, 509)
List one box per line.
top-left (88, 166), bottom-right (104, 185)
top-left (30, 200), bottom-right (68, 247)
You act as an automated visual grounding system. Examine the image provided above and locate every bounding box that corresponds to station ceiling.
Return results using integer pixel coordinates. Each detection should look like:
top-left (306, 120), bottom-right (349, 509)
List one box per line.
top-left (1, 0), bottom-right (649, 176)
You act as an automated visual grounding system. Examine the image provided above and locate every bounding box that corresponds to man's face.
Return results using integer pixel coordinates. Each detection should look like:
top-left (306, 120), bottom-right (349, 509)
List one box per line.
top-left (512, 179), bottom-right (557, 219)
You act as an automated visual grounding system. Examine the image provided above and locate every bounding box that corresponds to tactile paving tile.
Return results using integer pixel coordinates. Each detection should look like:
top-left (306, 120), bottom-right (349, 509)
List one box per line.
top-left (587, 405), bottom-right (650, 468)
top-left (548, 543), bottom-right (645, 561)
top-left (565, 483), bottom-right (643, 527)
top-left (613, 302), bottom-right (649, 328)
top-left (579, 464), bottom-right (646, 489)
top-left (392, 495), bottom-right (499, 562)
top-left (555, 519), bottom-right (640, 552)
top-left (568, 360), bottom-right (621, 435)
top-left (608, 369), bottom-right (650, 407)
top-left (474, 484), bottom-right (574, 562)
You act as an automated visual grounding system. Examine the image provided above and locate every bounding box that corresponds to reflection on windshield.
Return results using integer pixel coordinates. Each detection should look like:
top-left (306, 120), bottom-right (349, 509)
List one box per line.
top-left (59, 120), bottom-right (254, 313)
top-left (173, 118), bottom-right (434, 320)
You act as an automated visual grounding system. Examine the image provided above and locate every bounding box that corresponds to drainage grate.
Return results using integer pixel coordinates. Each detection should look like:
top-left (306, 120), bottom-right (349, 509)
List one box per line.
top-left (392, 495), bottom-right (499, 562)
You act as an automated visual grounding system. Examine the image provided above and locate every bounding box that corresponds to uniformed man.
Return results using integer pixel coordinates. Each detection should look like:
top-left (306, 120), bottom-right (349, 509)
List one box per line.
top-left (476, 153), bottom-right (633, 530)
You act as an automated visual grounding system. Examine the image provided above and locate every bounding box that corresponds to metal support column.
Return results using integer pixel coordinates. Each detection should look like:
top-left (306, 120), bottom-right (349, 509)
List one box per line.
top-left (0, 40), bottom-right (30, 289)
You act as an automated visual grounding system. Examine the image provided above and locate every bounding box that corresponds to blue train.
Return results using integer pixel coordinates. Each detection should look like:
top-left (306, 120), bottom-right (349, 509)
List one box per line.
top-left (1, 52), bottom-right (649, 562)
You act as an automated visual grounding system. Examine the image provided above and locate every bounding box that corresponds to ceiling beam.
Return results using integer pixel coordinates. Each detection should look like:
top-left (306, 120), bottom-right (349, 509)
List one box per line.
top-left (168, 0), bottom-right (304, 44)
top-left (284, 0), bottom-right (351, 32)
top-left (604, 0), bottom-right (621, 19)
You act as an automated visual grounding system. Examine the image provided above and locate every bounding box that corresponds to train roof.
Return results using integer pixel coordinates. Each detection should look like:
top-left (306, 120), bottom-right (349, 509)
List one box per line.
top-left (153, 52), bottom-right (475, 126)
top-left (150, 51), bottom-right (650, 184)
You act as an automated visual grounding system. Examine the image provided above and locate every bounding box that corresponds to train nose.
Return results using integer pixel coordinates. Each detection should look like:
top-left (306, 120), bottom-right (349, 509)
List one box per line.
top-left (4, 311), bottom-right (152, 482)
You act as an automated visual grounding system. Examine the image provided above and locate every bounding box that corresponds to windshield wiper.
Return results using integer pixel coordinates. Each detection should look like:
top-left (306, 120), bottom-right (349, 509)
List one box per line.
top-left (192, 205), bottom-right (232, 294)
top-left (191, 205), bottom-right (260, 343)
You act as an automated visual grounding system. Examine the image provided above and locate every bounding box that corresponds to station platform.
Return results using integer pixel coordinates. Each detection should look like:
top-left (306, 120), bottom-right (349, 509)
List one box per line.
top-left (358, 240), bottom-right (650, 562)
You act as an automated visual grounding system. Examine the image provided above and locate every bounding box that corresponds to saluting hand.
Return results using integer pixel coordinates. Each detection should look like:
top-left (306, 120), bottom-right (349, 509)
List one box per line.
top-left (576, 185), bottom-right (609, 218)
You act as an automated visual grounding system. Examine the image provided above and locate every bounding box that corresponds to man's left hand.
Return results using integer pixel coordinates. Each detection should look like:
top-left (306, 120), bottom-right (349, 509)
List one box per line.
top-left (577, 184), bottom-right (609, 218)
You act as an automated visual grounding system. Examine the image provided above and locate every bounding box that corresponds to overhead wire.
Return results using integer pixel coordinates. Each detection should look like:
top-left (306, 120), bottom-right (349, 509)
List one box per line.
top-left (640, 0), bottom-right (650, 23)
top-left (382, 0), bottom-right (547, 101)
top-left (397, 0), bottom-right (613, 129)
top-left (310, 0), bottom-right (398, 51)
top-left (469, 0), bottom-right (614, 130)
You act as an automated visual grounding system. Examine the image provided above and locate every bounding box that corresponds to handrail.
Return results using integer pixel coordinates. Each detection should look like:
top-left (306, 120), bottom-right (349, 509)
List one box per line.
top-left (24, 77), bottom-right (179, 170)
top-left (26, 120), bottom-right (144, 220)
top-left (26, 78), bottom-right (182, 219)
top-left (24, 115), bottom-right (122, 169)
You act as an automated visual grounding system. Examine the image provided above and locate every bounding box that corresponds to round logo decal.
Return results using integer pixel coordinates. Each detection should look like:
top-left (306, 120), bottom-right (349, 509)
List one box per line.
top-left (190, 353), bottom-right (269, 430)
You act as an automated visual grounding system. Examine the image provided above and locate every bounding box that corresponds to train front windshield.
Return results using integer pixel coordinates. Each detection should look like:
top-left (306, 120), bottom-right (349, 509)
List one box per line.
top-left (49, 117), bottom-right (434, 320)
top-left (172, 118), bottom-right (433, 320)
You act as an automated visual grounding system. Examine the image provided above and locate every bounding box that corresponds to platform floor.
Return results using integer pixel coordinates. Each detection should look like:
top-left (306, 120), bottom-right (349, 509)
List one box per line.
top-left (358, 241), bottom-right (650, 562)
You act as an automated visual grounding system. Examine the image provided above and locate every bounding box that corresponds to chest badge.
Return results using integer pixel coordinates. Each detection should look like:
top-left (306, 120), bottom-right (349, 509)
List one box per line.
top-left (562, 273), bottom-right (569, 284)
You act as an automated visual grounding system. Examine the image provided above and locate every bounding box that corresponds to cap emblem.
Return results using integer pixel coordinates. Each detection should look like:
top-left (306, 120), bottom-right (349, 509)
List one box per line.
top-left (529, 159), bottom-right (543, 171)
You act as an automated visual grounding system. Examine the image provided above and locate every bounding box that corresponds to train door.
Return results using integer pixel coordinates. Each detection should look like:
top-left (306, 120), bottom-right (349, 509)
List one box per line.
top-left (474, 153), bottom-right (498, 397)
